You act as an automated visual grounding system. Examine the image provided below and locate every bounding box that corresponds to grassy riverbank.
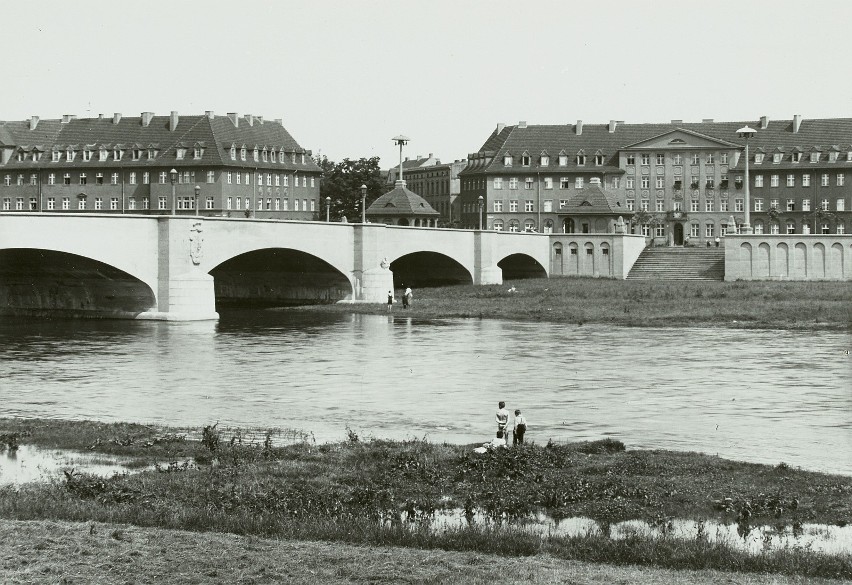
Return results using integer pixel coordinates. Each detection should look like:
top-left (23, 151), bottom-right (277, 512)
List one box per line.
top-left (300, 278), bottom-right (851, 330)
top-left (1, 419), bottom-right (850, 580)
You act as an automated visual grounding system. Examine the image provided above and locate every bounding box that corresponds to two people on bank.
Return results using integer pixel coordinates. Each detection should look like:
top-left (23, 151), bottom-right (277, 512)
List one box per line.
top-left (386, 287), bottom-right (413, 311)
top-left (475, 401), bottom-right (527, 452)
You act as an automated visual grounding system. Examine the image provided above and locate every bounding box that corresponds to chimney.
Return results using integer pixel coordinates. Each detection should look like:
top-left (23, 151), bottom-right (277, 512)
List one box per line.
top-left (141, 112), bottom-right (154, 127)
top-left (244, 114), bottom-right (254, 126)
top-left (98, 113), bottom-right (104, 120)
top-left (576, 120), bottom-right (583, 135)
top-left (61, 114), bottom-right (76, 124)
top-left (257, 116), bottom-right (264, 124)
top-left (608, 120), bottom-right (617, 133)
top-left (113, 113), bottom-right (122, 124)
top-left (428, 152), bottom-right (433, 157)
top-left (759, 116), bottom-right (768, 129)
top-left (169, 111), bottom-right (179, 131)
top-left (404, 157), bottom-right (410, 161)
top-left (518, 120), bottom-right (527, 128)
top-left (274, 118), bottom-right (282, 125)
top-left (227, 112), bottom-right (239, 127)
top-left (702, 118), bottom-right (714, 123)
top-left (205, 110), bottom-right (215, 119)
top-left (671, 119), bottom-right (683, 124)
top-left (496, 123), bottom-right (505, 134)
top-left (29, 116), bottom-right (39, 130)
top-left (793, 114), bottom-right (802, 133)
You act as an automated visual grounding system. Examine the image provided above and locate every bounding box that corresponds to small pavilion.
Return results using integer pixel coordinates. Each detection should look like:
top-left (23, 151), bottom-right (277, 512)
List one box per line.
top-left (365, 180), bottom-right (441, 227)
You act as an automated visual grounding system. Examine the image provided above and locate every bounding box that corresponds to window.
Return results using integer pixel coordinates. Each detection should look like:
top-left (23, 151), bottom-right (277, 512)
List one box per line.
top-left (754, 198), bottom-right (763, 211)
top-left (735, 198), bottom-right (744, 212)
top-left (810, 152), bottom-right (819, 163)
top-left (63, 173), bottom-right (71, 185)
top-left (82, 149), bottom-right (93, 162)
top-left (692, 153), bottom-right (700, 165)
top-left (626, 177), bottom-right (634, 189)
top-left (176, 148), bottom-right (185, 160)
top-left (540, 155), bottom-right (549, 166)
top-left (506, 177), bottom-right (517, 190)
top-left (508, 220), bottom-right (520, 233)
top-left (641, 153), bottom-right (650, 165)
top-left (30, 174), bottom-right (37, 186)
top-left (577, 154), bottom-right (586, 165)
top-left (266, 173), bottom-right (272, 186)
top-left (594, 154), bottom-right (604, 166)
top-left (655, 200), bottom-right (664, 212)
top-left (721, 153), bottom-right (728, 164)
top-left (559, 199), bottom-right (568, 209)
top-left (111, 173), bottom-right (119, 185)
top-left (753, 220), bottom-right (763, 234)
top-left (707, 153), bottom-right (714, 164)
top-left (559, 154), bottom-right (568, 166)
top-left (206, 197), bottom-right (214, 210)
top-left (690, 223), bottom-right (700, 237)
top-left (655, 176), bottom-right (664, 189)
top-left (705, 199), bottom-right (714, 212)
top-left (803, 174), bottom-right (811, 187)
top-left (62, 197), bottom-right (70, 210)
top-left (802, 199), bottom-right (811, 211)
top-left (626, 154), bottom-right (635, 165)
top-left (821, 223), bottom-right (830, 234)
top-left (240, 147), bottom-right (247, 161)
top-left (78, 198), bottom-right (87, 210)
top-left (690, 200), bottom-right (699, 212)
top-left (207, 171), bottom-right (215, 183)
top-left (542, 177), bottom-right (553, 189)
top-left (230, 146), bottom-right (236, 160)
top-left (821, 173), bottom-right (829, 186)
top-left (705, 223), bottom-right (715, 238)
top-left (543, 199), bottom-right (552, 212)
top-left (755, 153), bottom-right (764, 164)
top-left (2, 175), bottom-right (9, 186)
top-left (838, 173), bottom-right (845, 186)
top-left (493, 200), bottom-right (503, 212)
top-left (236, 173), bottom-right (241, 185)
top-left (787, 199), bottom-right (795, 211)
top-left (79, 173), bottom-right (87, 185)
top-left (560, 177), bottom-right (570, 189)
top-left (16, 174), bottom-right (23, 186)
top-left (52, 151), bottom-right (61, 162)
top-left (48, 173), bottom-right (55, 185)
top-left (773, 152), bottom-right (782, 164)
top-left (503, 154), bottom-right (512, 166)
top-left (641, 224), bottom-right (650, 236)
top-left (792, 152), bottom-right (802, 163)
top-left (838, 224), bottom-right (846, 235)
top-left (509, 200), bottom-right (518, 212)
top-left (770, 174), bottom-right (779, 187)
top-left (158, 196), bottom-right (167, 210)
top-left (770, 198), bottom-right (779, 210)
top-left (283, 175), bottom-right (289, 187)
top-left (786, 221), bottom-right (796, 234)
top-left (95, 173), bottom-right (104, 185)
top-left (14, 197), bottom-right (23, 210)
top-left (575, 177), bottom-right (584, 189)
top-left (626, 199), bottom-right (635, 211)
top-left (655, 225), bottom-right (665, 237)
top-left (755, 175), bottom-right (763, 187)
top-left (720, 200), bottom-right (728, 212)
top-left (821, 198), bottom-right (829, 211)
top-left (640, 176), bottom-right (649, 189)
top-left (110, 197), bottom-right (118, 210)
top-left (128, 198), bottom-right (136, 210)
top-left (838, 199), bottom-right (846, 211)
top-left (493, 177), bottom-right (502, 189)
top-left (128, 172), bottom-right (136, 185)
top-left (227, 197), bottom-right (232, 210)
top-left (787, 174), bottom-right (795, 187)
top-left (47, 198), bottom-right (55, 210)
top-left (524, 200), bottom-right (534, 212)
top-left (656, 153), bottom-right (665, 165)
top-left (159, 171), bottom-right (167, 184)
top-left (640, 199), bottom-right (649, 211)
top-left (143, 172), bottom-right (149, 185)
top-left (612, 177), bottom-right (620, 189)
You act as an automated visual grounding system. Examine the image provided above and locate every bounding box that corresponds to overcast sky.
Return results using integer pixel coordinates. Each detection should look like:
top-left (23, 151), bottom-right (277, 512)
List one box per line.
top-left (3, 1), bottom-right (850, 168)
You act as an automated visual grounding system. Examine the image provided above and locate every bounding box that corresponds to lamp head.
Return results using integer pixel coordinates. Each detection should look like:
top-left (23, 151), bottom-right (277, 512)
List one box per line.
top-left (392, 135), bottom-right (410, 147)
top-left (478, 195), bottom-right (484, 203)
top-left (360, 184), bottom-right (367, 195)
top-left (194, 185), bottom-right (200, 196)
top-left (169, 168), bottom-right (178, 183)
top-left (737, 125), bottom-right (757, 139)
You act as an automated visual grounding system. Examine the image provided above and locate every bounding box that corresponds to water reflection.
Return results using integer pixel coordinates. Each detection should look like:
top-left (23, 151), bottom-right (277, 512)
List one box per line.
top-left (0, 445), bottom-right (134, 486)
top-left (0, 311), bottom-right (849, 475)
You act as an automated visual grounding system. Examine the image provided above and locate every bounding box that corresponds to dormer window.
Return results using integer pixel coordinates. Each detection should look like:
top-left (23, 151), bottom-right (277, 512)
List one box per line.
top-left (32, 150), bottom-right (40, 162)
top-left (270, 150), bottom-right (277, 163)
top-left (229, 146), bottom-right (236, 160)
top-left (754, 153), bottom-right (764, 164)
top-left (810, 152), bottom-right (819, 163)
top-left (148, 148), bottom-right (158, 159)
top-left (253, 148), bottom-right (259, 162)
top-left (176, 147), bottom-right (187, 160)
top-left (240, 147), bottom-right (247, 161)
top-left (772, 153), bottom-right (782, 164)
top-left (521, 153), bottom-right (531, 166)
top-left (194, 147), bottom-right (203, 160)
top-left (829, 151), bottom-right (838, 163)
top-left (114, 149), bottom-right (123, 161)
top-left (66, 149), bottom-right (75, 161)
top-left (558, 154), bottom-right (568, 166)
top-left (594, 154), bottom-right (604, 166)
top-left (300, 153), bottom-right (305, 164)
top-left (792, 152), bottom-right (802, 163)
top-left (132, 149), bottom-right (141, 161)
top-left (98, 147), bottom-right (108, 162)
top-left (52, 151), bottom-right (61, 162)
top-left (82, 149), bottom-right (92, 162)
top-left (540, 155), bottom-right (549, 166)
top-left (577, 153), bottom-right (586, 166)
top-left (503, 154), bottom-right (513, 166)
top-left (291, 153), bottom-right (297, 164)
top-left (262, 149), bottom-right (268, 162)
top-left (847, 151), bottom-right (852, 162)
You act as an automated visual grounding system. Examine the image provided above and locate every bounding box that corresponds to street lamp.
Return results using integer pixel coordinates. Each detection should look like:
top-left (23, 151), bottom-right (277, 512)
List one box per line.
top-left (325, 196), bottom-right (331, 222)
top-left (737, 125), bottom-right (757, 234)
top-left (194, 185), bottom-right (200, 216)
top-left (392, 135), bottom-right (410, 184)
top-left (360, 184), bottom-right (367, 224)
top-left (478, 194), bottom-right (484, 230)
top-left (169, 168), bottom-right (178, 215)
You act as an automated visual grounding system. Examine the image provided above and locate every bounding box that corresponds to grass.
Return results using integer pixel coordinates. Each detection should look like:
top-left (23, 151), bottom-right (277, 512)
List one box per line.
top-left (300, 278), bottom-right (852, 330)
top-left (1, 419), bottom-right (850, 580)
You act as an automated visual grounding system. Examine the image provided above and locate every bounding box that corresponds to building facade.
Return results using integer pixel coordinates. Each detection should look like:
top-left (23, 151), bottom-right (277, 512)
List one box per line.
top-left (458, 117), bottom-right (852, 245)
top-left (0, 111), bottom-right (322, 219)
top-left (399, 159), bottom-right (466, 226)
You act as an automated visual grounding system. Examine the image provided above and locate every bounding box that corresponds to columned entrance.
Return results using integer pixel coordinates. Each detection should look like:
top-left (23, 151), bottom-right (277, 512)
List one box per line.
top-left (673, 223), bottom-right (684, 246)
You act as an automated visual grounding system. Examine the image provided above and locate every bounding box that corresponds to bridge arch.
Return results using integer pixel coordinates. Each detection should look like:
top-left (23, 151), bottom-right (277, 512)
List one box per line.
top-left (208, 247), bottom-right (352, 307)
top-left (389, 251), bottom-right (472, 288)
top-left (0, 248), bottom-right (156, 317)
top-left (497, 253), bottom-right (548, 280)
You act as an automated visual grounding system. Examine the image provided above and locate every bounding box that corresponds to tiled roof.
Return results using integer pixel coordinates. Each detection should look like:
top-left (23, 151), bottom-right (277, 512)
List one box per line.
top-left (462, 118), bottom-right (852, 176)
top-left (0, 114), bottom-right (320, 172)
top-left (366, 182), bottom-right (440, 217)
top-left (562, 183), bottom-right (628, 215)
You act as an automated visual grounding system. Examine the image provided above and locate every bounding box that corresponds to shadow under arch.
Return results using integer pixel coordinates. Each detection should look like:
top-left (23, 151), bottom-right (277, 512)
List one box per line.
top-left (0, 248), bottom-right (156, 317)
top-left (498, 253), bottom-right (547, 280)
top-left (209, 248), bottom-right (352, 308)
top-left (390, 251), bottom-right (472, 288)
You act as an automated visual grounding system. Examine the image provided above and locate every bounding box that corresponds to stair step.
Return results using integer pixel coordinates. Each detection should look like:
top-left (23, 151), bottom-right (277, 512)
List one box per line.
top-left (627, 247), bottom-right (725, 281)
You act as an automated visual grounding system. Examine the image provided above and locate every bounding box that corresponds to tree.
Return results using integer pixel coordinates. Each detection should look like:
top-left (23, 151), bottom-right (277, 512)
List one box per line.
top-left (805, 205), bottom-right (837, 235)
top-left (317, 156), bottom-right (386, 223)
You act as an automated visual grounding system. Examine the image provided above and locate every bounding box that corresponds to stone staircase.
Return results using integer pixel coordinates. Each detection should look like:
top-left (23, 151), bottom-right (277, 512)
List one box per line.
top-left (626, 247), bottom-right (725, 281)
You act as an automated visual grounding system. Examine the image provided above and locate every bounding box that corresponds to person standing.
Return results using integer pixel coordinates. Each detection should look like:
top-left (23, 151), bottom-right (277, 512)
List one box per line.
top-left (386, 290), bottom-right (394, 312)
top-left (496, 401), bottom-right (509, 438)
top-left (403, 287), bottom-right (412, 309)
top-left (513, 409), bottom-right (527, 445)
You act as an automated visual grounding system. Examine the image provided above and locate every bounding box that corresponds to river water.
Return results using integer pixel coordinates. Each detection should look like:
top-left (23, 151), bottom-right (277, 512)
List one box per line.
top-left (0, 310), bottom-right (849, 476)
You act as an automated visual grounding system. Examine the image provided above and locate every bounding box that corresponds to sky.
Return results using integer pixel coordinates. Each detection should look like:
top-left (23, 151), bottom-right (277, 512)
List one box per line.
top-left (3, 0), bottom-right (851, 169)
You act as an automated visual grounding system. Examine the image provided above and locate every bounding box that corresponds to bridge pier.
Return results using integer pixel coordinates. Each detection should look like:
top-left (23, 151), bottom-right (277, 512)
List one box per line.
top-left (351, 224), bottom-right (394, 302)
top-left (473, 231), bottom-right (503, 286)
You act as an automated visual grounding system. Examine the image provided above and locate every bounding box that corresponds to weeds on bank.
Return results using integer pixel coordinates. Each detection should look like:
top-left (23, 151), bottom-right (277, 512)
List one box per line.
top-left (0, 421), bottom-right (850, 579)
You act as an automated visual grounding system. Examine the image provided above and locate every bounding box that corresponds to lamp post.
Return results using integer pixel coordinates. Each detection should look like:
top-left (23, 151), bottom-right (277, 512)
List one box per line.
top-left (169, 168), bottom-right (177, 215)
top-left (360, 184), bottom-right (367, 224)
top-left (194, 185), bottom-right (200, 216)
top-left (737, 126), bottom-right (757, 234)
top-left (325, 196), bottom-right (331, 222)
top-left (478, 194), bottom-right (484, 230)
top-left (392, 135), bottom-right (411, 184)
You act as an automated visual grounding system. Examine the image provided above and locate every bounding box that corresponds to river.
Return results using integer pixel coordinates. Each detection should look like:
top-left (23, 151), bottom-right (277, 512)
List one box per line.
top-left (0, 310), bottom-right (849, 476)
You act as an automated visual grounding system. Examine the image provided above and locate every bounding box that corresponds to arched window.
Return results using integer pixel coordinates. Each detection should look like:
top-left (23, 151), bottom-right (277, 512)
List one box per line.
top-left (524, 219), bottom-right (536, 232)
top-left (543, 219), bottom-right (554, 234)
top-left (753, 220), bottom-right (764, 234)
top-left (492, 219), bottom-right (504, 231)
top-left (508, 219), bottom-right (520, 232)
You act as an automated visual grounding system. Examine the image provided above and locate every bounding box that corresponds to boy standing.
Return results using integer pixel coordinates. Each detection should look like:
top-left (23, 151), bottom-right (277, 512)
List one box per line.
top-left (513, 409), bottom-right (527, 445)
top-left (496, 401), bottom-right (510, 438)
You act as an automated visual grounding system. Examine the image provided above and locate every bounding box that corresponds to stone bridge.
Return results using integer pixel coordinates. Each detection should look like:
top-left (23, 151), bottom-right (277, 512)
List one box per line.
top-left (0, 214), bottom-right (556, 320)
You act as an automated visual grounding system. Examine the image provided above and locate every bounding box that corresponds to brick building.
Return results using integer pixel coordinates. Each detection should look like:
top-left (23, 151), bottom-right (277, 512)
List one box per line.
top-left (458, 117), bottom-right (852, 244)
top-left (0, 111), bottom-right (322, 219)
top-left (399, 159), bottom-right (467, 226)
